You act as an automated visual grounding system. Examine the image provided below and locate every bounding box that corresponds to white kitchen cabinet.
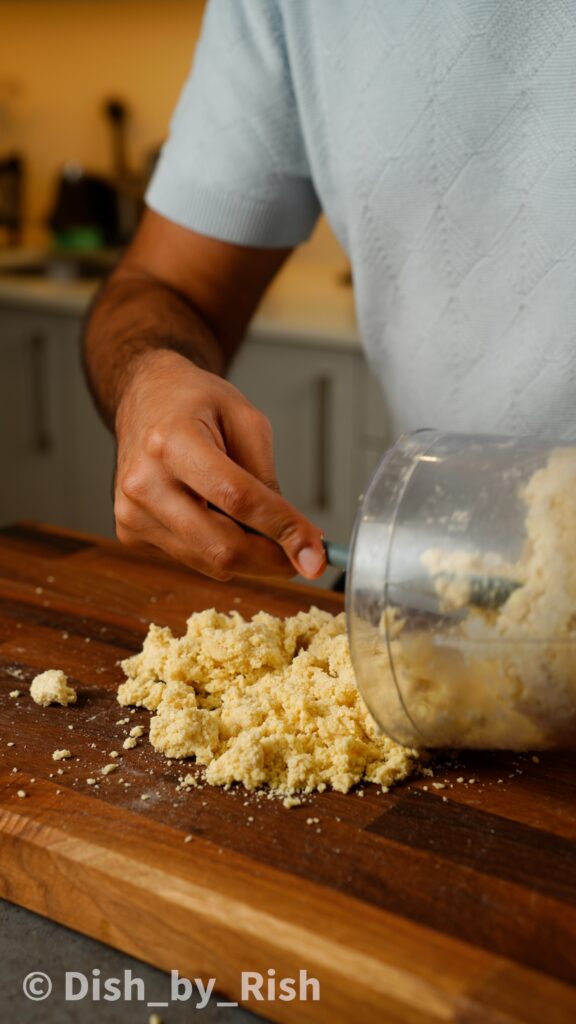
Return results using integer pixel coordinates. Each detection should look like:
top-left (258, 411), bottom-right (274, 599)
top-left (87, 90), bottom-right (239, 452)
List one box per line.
top-left (229, 336), bottom-right (390, 548)
top-left (0, 307), bottom-right (116, 535)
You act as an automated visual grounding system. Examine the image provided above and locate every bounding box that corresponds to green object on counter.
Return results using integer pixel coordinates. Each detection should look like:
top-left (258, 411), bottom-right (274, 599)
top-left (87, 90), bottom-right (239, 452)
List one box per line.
top-left (53, 227), bottom-right (104, 251)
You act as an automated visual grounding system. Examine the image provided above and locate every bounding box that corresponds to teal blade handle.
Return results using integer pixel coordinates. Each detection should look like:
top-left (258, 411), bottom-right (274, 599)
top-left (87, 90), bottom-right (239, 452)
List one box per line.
top-left (323, 540), bottom-right (349, 571)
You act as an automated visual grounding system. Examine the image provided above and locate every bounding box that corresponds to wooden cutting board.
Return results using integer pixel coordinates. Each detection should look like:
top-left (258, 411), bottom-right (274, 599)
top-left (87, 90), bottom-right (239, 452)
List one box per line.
top-left (0, 522), bottom-right (575, 1023)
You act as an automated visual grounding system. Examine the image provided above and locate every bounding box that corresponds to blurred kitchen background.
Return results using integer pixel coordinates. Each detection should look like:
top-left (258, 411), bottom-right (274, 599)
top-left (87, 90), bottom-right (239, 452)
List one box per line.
top-left (0, 0), bottom-right (389, 570)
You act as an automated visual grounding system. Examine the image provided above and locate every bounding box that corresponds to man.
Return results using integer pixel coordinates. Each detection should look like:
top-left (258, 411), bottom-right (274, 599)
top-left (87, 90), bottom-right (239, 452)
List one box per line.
top-left (84, 0), bottom-right (576, 582)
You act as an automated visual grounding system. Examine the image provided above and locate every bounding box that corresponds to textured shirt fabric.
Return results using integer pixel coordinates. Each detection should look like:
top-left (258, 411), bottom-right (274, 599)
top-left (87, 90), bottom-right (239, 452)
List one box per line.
top-left (147, 0), bottom-right (576, 440)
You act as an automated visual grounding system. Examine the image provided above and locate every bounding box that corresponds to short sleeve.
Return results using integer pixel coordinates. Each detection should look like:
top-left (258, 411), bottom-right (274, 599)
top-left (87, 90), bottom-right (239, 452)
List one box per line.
top-left (145, 0), bottom-right (320, 247)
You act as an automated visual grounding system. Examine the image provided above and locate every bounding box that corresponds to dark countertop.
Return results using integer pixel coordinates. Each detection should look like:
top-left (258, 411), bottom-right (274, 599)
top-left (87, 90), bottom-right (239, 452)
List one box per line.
top-left (1, 899), bottom-right (263, 1024)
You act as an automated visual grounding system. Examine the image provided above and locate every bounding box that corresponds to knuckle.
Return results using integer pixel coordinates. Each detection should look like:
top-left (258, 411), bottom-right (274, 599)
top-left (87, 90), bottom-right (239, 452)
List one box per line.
top-left (261, 475), bottom-right (281, 493)
top-left (121, 468), bottom-right (148, 502)
top-left (204, 541), bottom-right (238, 575)
top-left (143, 426), bottom-right (168, 460)
top-left (114, 494), bottom-right (133, 529)
top-left (167, 511), bottom-right (187, 537)
top-left (215, 480), bottom-right (252, 520)
top-left (169, 512), bottom-right (197, 541)
top-left (274, 520), bottom-right (306, 551)
top-left (114, 496), bottom-right (147, 539)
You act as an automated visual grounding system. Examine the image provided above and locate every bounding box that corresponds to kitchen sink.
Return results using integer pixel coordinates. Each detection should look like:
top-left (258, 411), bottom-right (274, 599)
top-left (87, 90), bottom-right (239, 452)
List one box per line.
top-left (0, 249), bottom-right (119, 281)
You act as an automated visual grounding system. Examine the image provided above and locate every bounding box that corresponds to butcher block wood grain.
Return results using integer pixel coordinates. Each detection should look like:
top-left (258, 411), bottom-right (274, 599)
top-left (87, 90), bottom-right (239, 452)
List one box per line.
top-left (0, 522), bottom-right (575, 1023)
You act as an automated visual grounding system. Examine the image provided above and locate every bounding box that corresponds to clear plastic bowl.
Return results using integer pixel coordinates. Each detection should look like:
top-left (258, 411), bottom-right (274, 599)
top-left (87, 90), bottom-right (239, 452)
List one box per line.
top-left (347, 431), bottom-right (576, 749)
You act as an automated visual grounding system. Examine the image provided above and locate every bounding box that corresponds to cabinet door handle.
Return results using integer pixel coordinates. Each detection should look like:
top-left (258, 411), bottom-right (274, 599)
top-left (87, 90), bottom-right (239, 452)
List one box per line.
top-left (29, 332), bottom-right (52, 453)
top-left (314, 374), bottom-right (332, 511)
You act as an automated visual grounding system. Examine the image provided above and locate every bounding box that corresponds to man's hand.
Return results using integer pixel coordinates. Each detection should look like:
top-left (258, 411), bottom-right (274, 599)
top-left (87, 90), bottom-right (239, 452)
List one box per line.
top-left (84, 209), bottom-right (327, 581)
top-left (114, 347), bottom-right (326, 581)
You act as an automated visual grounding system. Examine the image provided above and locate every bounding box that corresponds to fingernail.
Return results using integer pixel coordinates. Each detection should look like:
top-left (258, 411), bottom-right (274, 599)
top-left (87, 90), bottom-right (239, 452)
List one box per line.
top-left (297, 546), bottom-right (325, 577)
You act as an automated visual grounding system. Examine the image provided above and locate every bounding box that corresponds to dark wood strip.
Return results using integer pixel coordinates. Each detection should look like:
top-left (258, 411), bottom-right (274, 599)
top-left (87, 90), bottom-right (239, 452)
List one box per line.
top-left (0, 601), bottom-right (145, 651)
top-left (0, 523), bottom-right (93, 557)
top-left (334, 812), bottom-right (576, 986)
top-left (367, 791), bottom-right (576, 906)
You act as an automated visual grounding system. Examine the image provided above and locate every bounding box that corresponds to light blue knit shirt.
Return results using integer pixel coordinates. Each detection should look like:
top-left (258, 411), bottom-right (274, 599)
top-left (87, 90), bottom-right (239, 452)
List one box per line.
top-left (147, 0), bottom-right (576, 440)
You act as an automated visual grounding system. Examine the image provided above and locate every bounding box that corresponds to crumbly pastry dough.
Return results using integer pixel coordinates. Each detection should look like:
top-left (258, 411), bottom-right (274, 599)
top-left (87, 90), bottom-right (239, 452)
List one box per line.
top-left (52, 749), bottom-right (72, 761)
top-left (383, 448), bottom-right (576, 749)
top-left (30, 670), bottom-right (77, 707)
top-left (118, 606), bottom-right (419, 795)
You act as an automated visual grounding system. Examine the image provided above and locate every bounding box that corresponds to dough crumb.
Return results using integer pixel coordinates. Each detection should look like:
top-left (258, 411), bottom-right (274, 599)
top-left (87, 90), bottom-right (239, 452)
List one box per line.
top-left (30, 670), bottom-right (76, 707)
top-left (178, 773), bottom-right (198, 791)
top-left (122, 737), bottom-right (138, 750)
top-left (101, 763), bottom-right (118, 776)
top-left (52, 749), bottom-right (72, 761)
top-left (16, 790), bottom-right (26, 798)
top-left (282, 795), bottom-right (302, 808)
top-left (86, 778), bottom-right (97, 786)
top-left (118, 607), bottom-right (420, 799)
top-left (9, 690), bottom-right (20, 698)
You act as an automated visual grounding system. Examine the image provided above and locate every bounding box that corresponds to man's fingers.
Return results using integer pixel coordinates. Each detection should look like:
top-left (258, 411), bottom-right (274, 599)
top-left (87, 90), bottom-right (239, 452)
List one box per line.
top-left (155, 485), bottom-right (297, 578)
top-left (117, 476), bottom-right (296, 580)
top-left (221, 403), bottom-right (281, 492)
top-left (162, 426), bottom-right (325, 577)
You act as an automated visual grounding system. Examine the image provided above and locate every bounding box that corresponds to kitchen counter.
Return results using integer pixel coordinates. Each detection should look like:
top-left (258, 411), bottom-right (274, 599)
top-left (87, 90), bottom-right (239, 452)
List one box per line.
top-left (0, 248), bottom-right (361, 350)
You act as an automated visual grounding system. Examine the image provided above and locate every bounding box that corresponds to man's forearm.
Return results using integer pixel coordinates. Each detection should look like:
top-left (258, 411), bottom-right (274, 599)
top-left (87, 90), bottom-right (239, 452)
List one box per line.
top-left (81, 216), bottom-right (325, 582)
top-left (83, 266), bottom-right (226, 430)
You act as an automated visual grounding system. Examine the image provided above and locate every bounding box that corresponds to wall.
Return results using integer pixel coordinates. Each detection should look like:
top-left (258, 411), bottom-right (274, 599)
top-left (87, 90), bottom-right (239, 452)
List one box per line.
top-left (0, 0), bottom-right (206, 243)
top-left (0, 0), bottom-right (344, 262)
